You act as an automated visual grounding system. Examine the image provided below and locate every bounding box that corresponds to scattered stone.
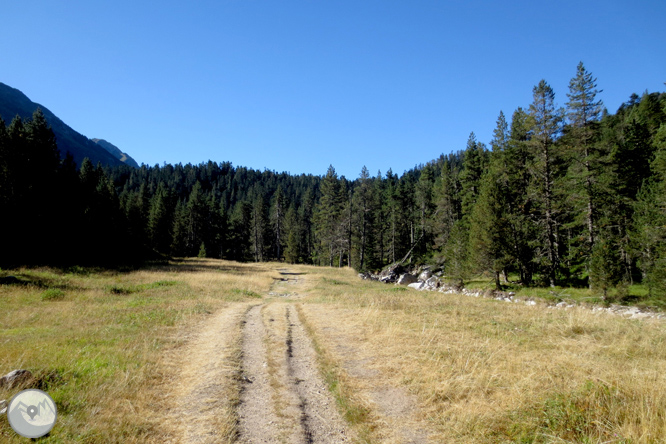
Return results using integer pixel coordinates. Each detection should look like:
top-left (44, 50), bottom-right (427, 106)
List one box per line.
top-left (0, 400), bottom-right (7, 415)
top-left (359, 268), bottom-right (665, 322)
top-left (378, 264), bottom-right (407, 283)
top-left (0, 370), bottom-right (34, 389)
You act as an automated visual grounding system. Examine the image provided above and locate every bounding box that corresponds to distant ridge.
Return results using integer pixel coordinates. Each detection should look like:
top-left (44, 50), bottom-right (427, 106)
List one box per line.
top-left (0, 82), bottom-right (137, 168)
top-left (92, 138), bottom-right (139, 168)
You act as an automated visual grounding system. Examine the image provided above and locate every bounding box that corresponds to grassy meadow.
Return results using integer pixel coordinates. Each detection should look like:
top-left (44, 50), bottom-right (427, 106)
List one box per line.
top-left (1, 259), bottom-right (665, 443)
top-left (0, 259), bottom-right (275, 443)
top-left (297, 266), bottom-right (666, 443)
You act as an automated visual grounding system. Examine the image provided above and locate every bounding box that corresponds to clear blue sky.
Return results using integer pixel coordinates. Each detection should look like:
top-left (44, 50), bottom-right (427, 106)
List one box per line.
top-left (2, 0), bottom-right (665, 178)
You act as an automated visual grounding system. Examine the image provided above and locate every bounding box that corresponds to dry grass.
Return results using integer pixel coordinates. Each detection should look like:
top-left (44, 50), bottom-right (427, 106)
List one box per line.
top-left (3, 259), bottom-right (666, 443)
top-left (0, 258), bottom-right (277, 443)
top-left (296, 265), bottom-right (666, 443)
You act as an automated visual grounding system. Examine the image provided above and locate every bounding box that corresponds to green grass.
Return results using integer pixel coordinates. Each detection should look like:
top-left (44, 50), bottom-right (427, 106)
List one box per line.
top-left (0, 259), bottom-right (274, 443)
top-left (41, 288), bottom-right (66, 300)
top-left (462, 273), bottom-right (666, 310)
top-left (230, 288), bottom-right (262, 298)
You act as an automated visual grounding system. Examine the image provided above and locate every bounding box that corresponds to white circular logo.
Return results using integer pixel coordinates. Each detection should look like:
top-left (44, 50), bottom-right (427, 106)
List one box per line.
top-left (7, 389), bottom-right (58, 438)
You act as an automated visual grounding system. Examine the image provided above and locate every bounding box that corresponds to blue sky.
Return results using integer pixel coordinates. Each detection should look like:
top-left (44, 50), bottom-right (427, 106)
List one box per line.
top-left (2, 0), bottom-right (665, 178)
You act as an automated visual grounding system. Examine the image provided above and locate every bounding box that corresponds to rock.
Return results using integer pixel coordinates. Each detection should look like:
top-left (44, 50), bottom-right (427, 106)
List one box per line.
top-left (397, 273), bottom-right (418, 285)
top-left (0, 399), bottom-right (7, 414)
top-left (408, 282), bottom-right (424, 290)
top-left (418, 269), bottom-right (432, 281)
top-left (423, 276), bottom-right (440, 290)
top-left (377, 264), bottom-right (406, 283)
top-left (358, 272), bottom-right (371, 280)
top-left (0, 369), bottom-right (34, 389)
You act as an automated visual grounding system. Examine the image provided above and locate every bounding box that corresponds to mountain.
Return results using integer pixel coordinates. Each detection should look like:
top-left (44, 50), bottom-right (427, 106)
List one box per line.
top-left (0, 82), bottom-right (136, 168)
top-left (91, 138), bottom-right (140, 168)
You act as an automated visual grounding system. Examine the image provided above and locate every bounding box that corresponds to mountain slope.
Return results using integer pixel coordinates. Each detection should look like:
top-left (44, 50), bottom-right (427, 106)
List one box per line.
top-left (91, 138), bottom-right (140, 168)
top-left (0, 82), bottom-right (135, 168)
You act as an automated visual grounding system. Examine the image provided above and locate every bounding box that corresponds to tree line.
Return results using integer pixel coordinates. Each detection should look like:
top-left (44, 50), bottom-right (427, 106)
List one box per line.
top-left (1, 63), bottom-right (664, 297)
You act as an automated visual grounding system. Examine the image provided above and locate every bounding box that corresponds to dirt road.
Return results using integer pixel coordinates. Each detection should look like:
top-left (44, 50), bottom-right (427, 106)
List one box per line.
top-left (165, 269), bottom-right (433, 443)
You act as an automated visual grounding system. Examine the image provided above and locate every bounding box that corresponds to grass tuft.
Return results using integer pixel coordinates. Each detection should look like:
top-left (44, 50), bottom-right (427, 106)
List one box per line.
top-left (230, 288), bottom-right (262, 298)
top-left (41, 288), bottom-right (65, 300)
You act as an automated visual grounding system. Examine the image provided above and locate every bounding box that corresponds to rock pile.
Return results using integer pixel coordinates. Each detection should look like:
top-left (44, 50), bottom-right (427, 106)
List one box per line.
top-left (361, 265), bottom-right (666, 321)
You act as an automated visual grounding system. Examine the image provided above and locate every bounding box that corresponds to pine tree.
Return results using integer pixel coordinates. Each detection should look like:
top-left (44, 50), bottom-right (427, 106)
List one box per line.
top-left (147, 183), bottom-right (173, 254)
top-left (414, 165), bottom-right (435, 258)
top-left (468, 112), bottom-right (512, 289)
top-left (432, 161), bottom-right (461, 252)
top-left (271, 185), bottom-right (286, 260)
top-left (502, 108), bottom-right (537, 285)
top-left (250, 192), bottom-right (268, 262)
top-left (284, 204), bottom-right (301, 264)
top-left (186, 182), bottom-right (209, 256)
top-left (352, 166), bottom-right (375, 270)
top-left (528, 80), bottom-right (563, 286)
top-left (171, 200), bottom-right (188, 256)
top-left (443, 221), bottom-right (469, 288)
top-left (565, 63), bottom-right (606, 287)
top-left (314, 165), bottom-right (343, 266)
top-left (459, 132), bottom-right (488, 218)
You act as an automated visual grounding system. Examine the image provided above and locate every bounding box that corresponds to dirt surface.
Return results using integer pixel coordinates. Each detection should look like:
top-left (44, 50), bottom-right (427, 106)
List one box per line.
top-left (164, 269), bottom-right (433, 443)
top-left (302, 305), bottom-right (435, 444)
top-left (164, 302), bottom-right (251, 444)
top-left (237, 273), bottom-right (352, 443)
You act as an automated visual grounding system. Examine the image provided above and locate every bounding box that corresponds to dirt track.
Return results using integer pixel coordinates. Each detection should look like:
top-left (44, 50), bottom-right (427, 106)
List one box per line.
top-left (165, 269), bottom-right (433, 443)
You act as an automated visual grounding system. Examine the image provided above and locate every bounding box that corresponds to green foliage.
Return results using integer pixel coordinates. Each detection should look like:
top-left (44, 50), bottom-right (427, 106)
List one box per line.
top-left (2, 63), bottom-right (665, 303)
top-left (41, 288), bottom-right (65, 301)
top-left (589, 237), bottom-right (623, 299)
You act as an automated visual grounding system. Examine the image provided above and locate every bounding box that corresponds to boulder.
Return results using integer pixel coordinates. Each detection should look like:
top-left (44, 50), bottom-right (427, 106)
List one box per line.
top-left (0, 369), bottom-right (33, 389)
top-left (424, 276), bottom-right (440, 289)
top-left (377, 264), bottom-right (406, 283)
top-left (418, 269), bottom-right (433, 281)
top-left (397, 273), bottom-right (418, 285)
top-left (408, 282), bottom-right (425, 290)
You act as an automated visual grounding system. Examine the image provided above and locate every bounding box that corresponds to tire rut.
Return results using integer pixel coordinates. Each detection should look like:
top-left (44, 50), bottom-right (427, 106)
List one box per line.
top-left (285, 305), bottom-right (351, 444)
top-left (237, 304), bottom-right (281, 443)
top-left (238, 301), bottom-right (352, 444)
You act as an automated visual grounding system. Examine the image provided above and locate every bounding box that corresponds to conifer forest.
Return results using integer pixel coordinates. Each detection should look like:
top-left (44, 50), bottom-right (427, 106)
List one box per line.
top-left (1, 64), bottom-right (665, 297)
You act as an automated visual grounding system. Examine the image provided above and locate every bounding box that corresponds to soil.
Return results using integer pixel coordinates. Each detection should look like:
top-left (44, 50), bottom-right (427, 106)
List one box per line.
top-left (165, 270), bottom-right (433, 443)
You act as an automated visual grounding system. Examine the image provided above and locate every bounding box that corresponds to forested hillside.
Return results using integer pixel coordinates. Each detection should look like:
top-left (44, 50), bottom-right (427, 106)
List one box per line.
top-left (1, 64), bottom-right (664, 297)
top-left (0, 82), bottom-right (135, 168)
